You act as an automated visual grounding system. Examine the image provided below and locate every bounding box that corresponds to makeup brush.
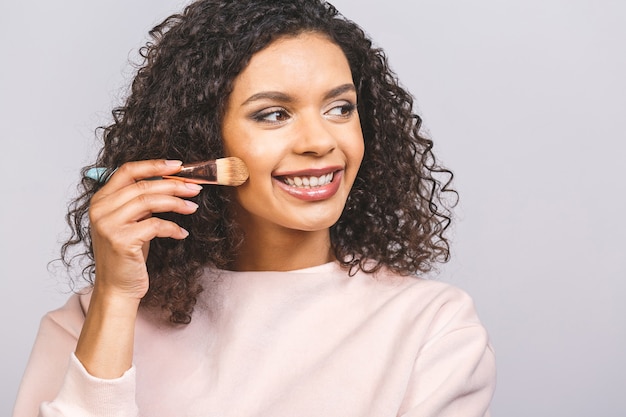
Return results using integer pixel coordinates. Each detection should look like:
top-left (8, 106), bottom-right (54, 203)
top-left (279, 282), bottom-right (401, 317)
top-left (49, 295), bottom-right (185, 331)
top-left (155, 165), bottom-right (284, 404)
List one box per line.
top-left (163, 157), bottom-right (248, 186)
top-left (84, 157), bottom-right (249, 186)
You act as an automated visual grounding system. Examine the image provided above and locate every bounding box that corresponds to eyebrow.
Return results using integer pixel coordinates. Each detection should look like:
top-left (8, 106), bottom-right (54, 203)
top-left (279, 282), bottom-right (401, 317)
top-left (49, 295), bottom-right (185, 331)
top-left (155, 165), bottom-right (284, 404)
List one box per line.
top-left (241, 83), bottom-right (356, 106)
top-left (323, 83), bottom-right (356, 100)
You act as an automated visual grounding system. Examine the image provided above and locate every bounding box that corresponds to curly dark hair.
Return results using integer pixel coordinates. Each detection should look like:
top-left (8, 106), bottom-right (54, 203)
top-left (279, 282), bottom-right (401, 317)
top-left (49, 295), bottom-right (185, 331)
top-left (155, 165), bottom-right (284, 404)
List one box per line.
top-left (62, 0), bottom-right (456, 324)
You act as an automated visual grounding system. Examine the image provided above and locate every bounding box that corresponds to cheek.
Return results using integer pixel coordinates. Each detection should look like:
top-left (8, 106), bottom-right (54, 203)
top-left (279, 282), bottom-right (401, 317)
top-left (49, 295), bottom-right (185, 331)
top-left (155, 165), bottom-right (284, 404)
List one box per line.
top-left (344, 138), bottom-right (365, 192)
top-left (231, 153), bottom-right (277, 206)
top-left (355, 139), bottom-right (365, 163)
top-left (348, 131), bottom-right (365, 173)
top-left (348, 116), bottom-right (365, 154)
top-left (236, 146), bottom-right (279, 188)
top-left (223, 125), bottom-right (282, 168)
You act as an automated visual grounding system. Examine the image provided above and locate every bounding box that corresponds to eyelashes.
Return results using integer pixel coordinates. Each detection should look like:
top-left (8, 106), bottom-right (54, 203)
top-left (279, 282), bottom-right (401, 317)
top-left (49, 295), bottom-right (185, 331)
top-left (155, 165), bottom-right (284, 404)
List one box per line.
top-left (250, 102), bottom-right (357, 125)
top-left (326, 103), bottom-right (356, 117)
top-left (251, 108), bottom-right (290, 124)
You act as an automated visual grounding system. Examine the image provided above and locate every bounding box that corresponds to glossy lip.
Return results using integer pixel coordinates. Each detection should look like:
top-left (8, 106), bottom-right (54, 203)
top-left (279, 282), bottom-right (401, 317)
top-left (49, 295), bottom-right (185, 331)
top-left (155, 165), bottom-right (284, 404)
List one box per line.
top-left (272, 167), bottom-right (344, 201)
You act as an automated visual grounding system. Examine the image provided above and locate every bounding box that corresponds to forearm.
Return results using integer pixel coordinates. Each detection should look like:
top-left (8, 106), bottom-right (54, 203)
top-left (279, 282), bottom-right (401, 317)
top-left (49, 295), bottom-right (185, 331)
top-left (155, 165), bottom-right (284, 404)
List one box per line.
top-left (74, 285), bottom-right (140, 379)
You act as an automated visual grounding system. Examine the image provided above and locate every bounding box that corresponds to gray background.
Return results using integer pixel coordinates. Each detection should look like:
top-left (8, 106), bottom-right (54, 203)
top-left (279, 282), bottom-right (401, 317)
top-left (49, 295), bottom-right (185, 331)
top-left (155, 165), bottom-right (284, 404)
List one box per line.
top-left (2, 0), bottom-right (625, 415)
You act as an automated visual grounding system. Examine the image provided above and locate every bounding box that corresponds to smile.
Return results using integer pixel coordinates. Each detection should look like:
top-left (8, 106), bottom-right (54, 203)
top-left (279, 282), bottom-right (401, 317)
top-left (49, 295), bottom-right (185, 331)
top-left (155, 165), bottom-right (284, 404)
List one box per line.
top-left (282, 172), bottom-right (334, 188)
top-left (273, 169), bottom-right (344, 201)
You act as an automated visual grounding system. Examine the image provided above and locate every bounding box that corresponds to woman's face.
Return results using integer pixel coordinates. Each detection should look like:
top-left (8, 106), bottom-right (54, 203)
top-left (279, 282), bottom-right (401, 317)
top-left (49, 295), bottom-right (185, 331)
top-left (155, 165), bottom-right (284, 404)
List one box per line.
top-left (222, 32), bottom-right (364, 236)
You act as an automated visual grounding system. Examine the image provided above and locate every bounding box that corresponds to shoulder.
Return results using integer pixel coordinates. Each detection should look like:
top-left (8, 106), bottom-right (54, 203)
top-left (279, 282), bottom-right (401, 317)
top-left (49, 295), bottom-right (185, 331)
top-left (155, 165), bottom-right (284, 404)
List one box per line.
top-left (351, 265), bottom-right (488, 336)
top-left (356, 264), bottom-right (477, 310)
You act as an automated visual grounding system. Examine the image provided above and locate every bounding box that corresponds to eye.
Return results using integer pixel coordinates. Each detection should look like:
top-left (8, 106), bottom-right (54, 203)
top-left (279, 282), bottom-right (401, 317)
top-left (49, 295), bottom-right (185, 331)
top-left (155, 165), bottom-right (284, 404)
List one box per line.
top-left (251, 108), bottom-right (291, 124)
top-left (325, 102), bottom-right (357, 119)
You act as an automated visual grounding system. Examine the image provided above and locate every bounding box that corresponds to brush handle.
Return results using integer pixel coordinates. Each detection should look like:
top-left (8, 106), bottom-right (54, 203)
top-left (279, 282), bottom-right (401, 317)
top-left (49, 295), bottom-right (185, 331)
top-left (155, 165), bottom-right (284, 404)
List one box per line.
top-left (85, 161), bottom-right (219, 184)
top-left (84, 167), bottom-right (117, 183)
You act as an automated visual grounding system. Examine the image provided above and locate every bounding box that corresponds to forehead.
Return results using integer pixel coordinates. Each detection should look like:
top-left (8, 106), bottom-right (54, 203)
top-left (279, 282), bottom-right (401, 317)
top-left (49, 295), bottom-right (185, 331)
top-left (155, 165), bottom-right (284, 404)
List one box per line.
top-left (230, 32), bottom-right (353, 98)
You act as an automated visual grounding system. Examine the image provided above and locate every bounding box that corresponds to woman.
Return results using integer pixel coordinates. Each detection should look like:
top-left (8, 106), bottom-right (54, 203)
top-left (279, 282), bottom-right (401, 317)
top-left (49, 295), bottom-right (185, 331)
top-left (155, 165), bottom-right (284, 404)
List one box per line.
top-left (13, 0), bottom-right (496, 415)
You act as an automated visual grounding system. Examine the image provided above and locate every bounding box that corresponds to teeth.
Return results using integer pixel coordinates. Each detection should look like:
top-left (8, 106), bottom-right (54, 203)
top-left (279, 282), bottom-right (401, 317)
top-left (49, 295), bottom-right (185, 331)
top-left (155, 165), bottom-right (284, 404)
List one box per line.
top-left (283, 172), bottom-right (334, 188)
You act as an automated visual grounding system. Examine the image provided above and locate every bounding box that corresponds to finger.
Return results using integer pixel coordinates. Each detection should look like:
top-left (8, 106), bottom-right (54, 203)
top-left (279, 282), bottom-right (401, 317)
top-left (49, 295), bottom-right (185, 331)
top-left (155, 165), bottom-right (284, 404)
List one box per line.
top-left (128, 217), bottom-right (190, 242)
top-left (92, 205), bottom-right (192, 254)
top-left (90, 180), bottom-right (202, 222)
top-left (97, 159), bottom-right (184, 194)
top-left (90, 220), bottom-right (186, 279)
top-left (97, 194), bottom-right (199, 228)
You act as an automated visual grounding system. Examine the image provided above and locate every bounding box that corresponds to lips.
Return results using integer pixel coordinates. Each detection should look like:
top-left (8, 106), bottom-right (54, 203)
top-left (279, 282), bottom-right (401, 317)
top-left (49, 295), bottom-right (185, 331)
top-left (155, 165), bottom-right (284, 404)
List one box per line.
top-left (273, 168), bottom-right (343, 201)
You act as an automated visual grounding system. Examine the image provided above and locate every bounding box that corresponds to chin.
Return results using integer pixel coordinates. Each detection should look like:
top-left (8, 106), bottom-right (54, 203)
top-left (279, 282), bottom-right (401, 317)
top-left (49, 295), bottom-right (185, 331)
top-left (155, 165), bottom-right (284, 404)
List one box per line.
top-left (281, 213), bottom-right (342, 233)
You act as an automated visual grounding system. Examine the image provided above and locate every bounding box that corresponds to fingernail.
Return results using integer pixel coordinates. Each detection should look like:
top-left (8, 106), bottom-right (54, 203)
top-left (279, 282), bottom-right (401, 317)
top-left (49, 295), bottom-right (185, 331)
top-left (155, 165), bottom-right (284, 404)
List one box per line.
top-left (184, 182), bottom-right (203, 191)
top-left (184, 200), bottom-right (199, 210)
top-left (180, 227), bottom-right (190, 238)
top-left (165, 160), bottom-right (183, 166)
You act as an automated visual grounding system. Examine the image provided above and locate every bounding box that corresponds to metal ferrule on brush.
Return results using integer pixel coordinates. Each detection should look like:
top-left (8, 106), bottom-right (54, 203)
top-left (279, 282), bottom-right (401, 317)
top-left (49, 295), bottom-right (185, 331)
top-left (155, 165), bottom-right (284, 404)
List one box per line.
top-left (167, 161), bottom-right (219, 184)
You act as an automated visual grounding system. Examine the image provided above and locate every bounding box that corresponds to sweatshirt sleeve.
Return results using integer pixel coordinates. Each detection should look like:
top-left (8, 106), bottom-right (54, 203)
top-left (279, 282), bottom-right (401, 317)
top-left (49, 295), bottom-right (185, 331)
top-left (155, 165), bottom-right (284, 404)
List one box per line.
top-left (12, 294), bottom-right (139, 417)
top-left (398, 288), bottom-right (496, 417)
top-left (39, 354), bottom-right (138, 417)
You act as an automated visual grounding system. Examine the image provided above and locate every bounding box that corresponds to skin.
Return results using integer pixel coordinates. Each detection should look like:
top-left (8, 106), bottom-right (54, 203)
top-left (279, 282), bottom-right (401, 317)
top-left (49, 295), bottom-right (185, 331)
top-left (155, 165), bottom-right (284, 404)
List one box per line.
top-left (75, 160), bottom-right (202, 378)
top-left (74, 32), bottom-right (364, 378)
top-left (222, 33), bottom-right (364, 271)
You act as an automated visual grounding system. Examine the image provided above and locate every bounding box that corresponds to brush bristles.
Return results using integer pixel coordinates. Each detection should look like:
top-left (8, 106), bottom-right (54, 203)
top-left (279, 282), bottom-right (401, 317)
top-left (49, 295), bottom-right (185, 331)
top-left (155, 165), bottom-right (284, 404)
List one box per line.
top-left (216, 157), bottom-right (249, 186)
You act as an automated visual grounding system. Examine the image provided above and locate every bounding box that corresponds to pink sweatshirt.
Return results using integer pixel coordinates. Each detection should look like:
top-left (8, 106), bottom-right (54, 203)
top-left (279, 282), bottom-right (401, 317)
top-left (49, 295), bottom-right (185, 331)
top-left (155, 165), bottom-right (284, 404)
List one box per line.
top-left (13, 262), bottom-right (496, 416)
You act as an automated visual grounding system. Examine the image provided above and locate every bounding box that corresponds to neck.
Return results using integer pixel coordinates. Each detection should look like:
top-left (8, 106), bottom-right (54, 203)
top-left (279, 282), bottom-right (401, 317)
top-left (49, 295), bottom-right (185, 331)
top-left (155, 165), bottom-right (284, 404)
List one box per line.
top-left (230, 226), bottom-right (335, 272)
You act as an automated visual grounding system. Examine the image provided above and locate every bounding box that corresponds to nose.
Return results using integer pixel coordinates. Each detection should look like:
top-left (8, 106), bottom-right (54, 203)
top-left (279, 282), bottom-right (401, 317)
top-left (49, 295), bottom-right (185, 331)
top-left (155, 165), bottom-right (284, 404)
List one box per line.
top-left (292, 113), bottom-right (337, 156)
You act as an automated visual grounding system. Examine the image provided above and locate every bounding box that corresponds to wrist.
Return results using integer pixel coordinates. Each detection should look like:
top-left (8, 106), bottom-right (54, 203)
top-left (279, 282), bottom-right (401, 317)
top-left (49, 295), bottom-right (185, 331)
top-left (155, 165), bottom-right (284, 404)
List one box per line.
top-left (90, 282), bottom-right (143, 314)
